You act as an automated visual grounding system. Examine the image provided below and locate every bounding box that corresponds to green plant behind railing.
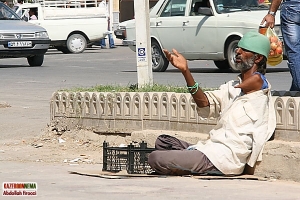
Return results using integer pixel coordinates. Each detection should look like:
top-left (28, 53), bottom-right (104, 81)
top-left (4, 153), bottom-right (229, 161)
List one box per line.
top-left (60, 83), bottom-right (216, 93)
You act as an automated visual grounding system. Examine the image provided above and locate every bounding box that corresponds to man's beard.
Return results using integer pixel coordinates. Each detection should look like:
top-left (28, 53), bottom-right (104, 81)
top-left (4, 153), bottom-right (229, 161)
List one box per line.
top-left (235, 55), bottom-right (256, 71)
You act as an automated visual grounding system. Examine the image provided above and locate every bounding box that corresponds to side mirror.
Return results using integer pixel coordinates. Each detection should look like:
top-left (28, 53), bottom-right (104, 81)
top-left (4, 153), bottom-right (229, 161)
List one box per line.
top-left (198, 7), bottom-right (213, 16)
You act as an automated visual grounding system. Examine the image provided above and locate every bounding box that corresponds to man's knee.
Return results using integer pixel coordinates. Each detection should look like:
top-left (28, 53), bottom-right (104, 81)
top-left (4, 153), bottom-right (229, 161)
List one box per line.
top-left (155, 134), bottom-right (164, 146)
top-left (156, 134), bottom-right (168, 142)
top-left (155, 134), bottom-right (173, 149)
top-left (148, 151), bottom-right (159, 167)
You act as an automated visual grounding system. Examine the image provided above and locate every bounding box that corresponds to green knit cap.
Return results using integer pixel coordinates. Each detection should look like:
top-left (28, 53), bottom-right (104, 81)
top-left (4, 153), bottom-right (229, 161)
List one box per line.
top-left (238, 31), bottom-right (270, 58)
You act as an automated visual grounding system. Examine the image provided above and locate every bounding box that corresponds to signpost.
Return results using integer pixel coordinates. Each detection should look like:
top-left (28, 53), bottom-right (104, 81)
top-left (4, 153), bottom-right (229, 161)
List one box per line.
top-left (134, 0), bottom-right (153, 88)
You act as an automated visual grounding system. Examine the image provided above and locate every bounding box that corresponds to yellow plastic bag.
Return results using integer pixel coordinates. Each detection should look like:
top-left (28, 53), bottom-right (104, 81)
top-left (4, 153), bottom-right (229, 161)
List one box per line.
top-left (264, 27), bottom-right (283, 66)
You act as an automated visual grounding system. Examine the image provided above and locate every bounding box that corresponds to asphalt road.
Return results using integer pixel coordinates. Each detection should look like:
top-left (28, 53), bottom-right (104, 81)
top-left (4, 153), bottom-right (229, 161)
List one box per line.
top-left (0, 45), bottom-right (291, 140)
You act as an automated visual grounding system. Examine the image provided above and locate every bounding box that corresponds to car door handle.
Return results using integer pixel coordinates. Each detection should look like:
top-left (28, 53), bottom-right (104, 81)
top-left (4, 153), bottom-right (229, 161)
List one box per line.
top-left (183, 21), bottom-right (189, 26)
top-left (156, 21), bottom-right (162, 26)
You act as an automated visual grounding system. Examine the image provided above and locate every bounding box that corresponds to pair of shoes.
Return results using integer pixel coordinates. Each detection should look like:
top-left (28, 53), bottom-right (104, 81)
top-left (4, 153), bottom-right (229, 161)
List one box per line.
top-left (110, 46), bottom-right (117, 49)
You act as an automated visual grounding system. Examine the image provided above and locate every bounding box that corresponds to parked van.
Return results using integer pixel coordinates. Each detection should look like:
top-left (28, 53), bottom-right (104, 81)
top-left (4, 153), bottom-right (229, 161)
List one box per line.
top-left (14, 0), bottom-right (108, 53)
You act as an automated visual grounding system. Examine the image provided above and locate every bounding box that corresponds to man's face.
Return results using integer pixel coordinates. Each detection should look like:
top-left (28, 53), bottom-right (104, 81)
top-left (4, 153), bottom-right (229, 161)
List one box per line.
top-left (234, 47), bottom-right (256, 72)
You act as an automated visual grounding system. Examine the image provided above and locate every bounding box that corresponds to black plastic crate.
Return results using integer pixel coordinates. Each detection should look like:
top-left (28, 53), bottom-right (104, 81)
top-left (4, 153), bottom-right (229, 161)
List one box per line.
top-left (102, 141), bottom-right (155, 174)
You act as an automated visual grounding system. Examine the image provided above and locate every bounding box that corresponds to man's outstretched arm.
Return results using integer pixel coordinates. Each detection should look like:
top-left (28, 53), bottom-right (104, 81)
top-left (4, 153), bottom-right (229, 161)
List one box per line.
top-left (163, 49), bottom-right (209, 108)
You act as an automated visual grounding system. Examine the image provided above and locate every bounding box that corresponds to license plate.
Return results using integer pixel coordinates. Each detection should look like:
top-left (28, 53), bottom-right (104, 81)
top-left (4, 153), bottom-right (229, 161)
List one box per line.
top-left (8, 41), bottom-right (32, 47)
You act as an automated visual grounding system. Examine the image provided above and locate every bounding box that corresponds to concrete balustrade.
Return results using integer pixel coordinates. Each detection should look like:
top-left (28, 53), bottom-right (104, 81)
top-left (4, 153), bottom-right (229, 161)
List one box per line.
top-left (142, 92), bottom-right (151, 120)
top-left (179, 94), bottom-right (188, 122)
top-left (132, 93), bottom-right (142, 120)
top-left (160, 93), bottom-right (169, 121)
top-left (67, 92), bottom-right (75, 117)
top-left (99, 93), bottom-right (106, 118)
top-left (106, 93), bottom-right (115, 119)
top-left (151, 93), bottom-right (160, 120)
top-left (91, 93), bottom-right (99, 118)
top-left (83, 92), bottom-right (91, 117)
top-left (74, 92), bottom-right (83, 116)
top-left (50, 91), bottom-right (300, 142)
top-left (187, 96), bottom-right (197, 123)
top-left (50, 92), bottom-right (59, 120)
top-left (274, 96), bottom-right (288, 131)
top-left (114, 93), bottom-right (123, 119)
top-left (170, 93), bottom-right (178, 121)
top-left (286, 97), bottom-right (298, 131)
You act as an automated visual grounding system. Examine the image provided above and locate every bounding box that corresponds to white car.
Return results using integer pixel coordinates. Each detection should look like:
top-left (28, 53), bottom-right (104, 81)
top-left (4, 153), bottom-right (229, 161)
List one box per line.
top-left (122, 0), bottom-right (283, 72)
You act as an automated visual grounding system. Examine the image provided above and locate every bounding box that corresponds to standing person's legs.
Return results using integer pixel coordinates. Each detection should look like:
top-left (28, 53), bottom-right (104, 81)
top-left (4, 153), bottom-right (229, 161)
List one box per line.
top-left (280, 2), bottom-right (300, 91)
top-left (108, 33), bottom-right (115, 48)
top-left (100, 38), bottom-right (106, 48)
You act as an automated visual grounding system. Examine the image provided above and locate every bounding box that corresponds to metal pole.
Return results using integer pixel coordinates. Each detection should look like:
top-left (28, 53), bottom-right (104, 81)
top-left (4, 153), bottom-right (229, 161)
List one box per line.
top-left (134, 0), bottom-right (153, 88)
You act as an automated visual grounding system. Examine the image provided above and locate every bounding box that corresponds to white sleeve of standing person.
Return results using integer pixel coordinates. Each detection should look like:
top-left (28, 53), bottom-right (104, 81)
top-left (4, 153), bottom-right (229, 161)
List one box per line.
top-left (30, 15), bottom-right (37, 20)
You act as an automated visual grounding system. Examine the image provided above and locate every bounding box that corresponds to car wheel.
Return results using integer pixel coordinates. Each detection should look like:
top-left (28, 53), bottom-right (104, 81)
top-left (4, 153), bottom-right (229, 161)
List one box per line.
top-left (27, 55), bottom-right (44, 66)
top-left (226, 37), bottom-right (241, 72)
top-left (151, 40), bottom-right (169, 72)
top-left (66, 34), bottom-right (87, 53)
top-left (214, 37), bottom-right (241, 72)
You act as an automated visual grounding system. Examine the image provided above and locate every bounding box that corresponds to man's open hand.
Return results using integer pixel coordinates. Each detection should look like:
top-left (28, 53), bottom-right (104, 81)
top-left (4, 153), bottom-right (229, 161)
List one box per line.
top-left (163, 49), bottom-right (188, 72)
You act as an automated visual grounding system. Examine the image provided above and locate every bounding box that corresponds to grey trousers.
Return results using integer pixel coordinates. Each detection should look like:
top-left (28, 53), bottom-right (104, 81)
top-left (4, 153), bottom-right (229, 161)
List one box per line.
top-left (148, 134), bottom-right (219, 175)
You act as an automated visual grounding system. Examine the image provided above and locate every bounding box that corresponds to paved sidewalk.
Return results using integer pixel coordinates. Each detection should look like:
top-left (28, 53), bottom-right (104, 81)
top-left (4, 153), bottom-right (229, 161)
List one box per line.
top-left (1, 161), bottom-right (300, 200)
top-left (114, 38), bottom-right (123, 46)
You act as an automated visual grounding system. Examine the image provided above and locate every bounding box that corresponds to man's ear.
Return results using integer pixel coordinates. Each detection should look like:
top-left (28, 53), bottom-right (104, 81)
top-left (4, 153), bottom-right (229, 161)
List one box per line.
top-left (254, 54), bottom-right (264, 64)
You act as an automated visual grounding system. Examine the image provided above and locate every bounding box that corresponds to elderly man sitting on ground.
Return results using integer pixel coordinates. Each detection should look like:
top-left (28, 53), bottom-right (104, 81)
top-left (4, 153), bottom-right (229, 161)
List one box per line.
top-left (148, 31), bottom-right (276, 176)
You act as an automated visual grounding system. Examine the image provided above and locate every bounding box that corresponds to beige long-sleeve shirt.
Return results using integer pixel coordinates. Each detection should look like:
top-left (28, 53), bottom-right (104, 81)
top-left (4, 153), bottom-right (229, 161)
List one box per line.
top-left (195, 76), bottom-right (276, 175)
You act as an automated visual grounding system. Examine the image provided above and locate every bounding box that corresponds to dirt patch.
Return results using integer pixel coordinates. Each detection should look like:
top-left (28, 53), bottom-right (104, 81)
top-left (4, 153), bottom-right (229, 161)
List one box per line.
top-left (0, 127), bottom-right (131, 166)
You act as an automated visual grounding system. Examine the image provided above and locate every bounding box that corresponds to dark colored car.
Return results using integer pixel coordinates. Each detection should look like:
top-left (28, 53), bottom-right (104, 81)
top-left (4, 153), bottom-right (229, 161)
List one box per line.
top-left (114, 21), bottom-right (127, 40)
top-left (0, 2), bottom-right (50, 66)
